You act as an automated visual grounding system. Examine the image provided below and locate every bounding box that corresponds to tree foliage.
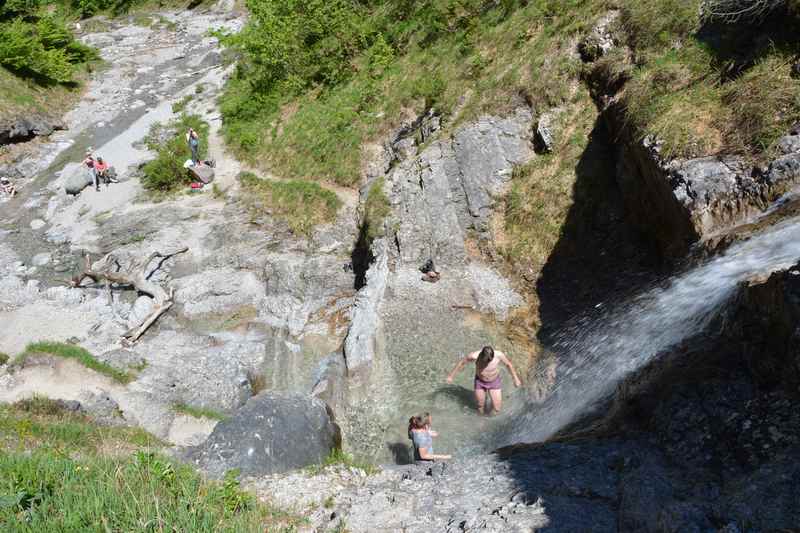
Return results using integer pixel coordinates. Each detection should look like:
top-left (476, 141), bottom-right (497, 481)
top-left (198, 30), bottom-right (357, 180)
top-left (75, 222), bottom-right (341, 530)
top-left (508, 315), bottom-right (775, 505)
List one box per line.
top-left (0, 1), bottom-right (98, 85)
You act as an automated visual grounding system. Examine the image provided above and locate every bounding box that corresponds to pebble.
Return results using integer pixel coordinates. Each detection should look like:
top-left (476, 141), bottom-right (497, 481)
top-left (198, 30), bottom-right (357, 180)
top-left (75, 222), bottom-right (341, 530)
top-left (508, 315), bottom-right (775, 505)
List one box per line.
top-left (30, 219), bottom-right (46, 230)
top-left (32, 252), bottom-right (51, 267)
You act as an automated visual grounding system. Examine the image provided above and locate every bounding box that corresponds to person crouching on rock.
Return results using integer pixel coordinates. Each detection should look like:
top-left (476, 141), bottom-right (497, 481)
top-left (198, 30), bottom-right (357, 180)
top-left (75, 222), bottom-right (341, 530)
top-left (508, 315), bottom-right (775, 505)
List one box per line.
top-left (446, 345), bottom-right (522, 415)
top-left (83, 149), bottom-right (99, 191)
top-left (94, 156), bottom-right (111, 186)
top-left (408, 413), bottom-right (451, 462)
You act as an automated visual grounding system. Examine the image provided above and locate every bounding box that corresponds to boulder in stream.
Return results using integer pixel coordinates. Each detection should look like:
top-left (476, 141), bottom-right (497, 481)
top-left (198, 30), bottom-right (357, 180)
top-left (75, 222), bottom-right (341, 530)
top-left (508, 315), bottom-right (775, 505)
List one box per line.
top-left (186, 392), bottom-right (341, 479)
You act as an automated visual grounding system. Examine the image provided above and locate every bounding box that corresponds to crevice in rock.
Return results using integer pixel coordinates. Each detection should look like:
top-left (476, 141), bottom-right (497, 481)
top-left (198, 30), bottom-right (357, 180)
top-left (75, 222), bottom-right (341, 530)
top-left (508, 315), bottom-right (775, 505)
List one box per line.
top-left (351, 221), bottom-right (375, 291)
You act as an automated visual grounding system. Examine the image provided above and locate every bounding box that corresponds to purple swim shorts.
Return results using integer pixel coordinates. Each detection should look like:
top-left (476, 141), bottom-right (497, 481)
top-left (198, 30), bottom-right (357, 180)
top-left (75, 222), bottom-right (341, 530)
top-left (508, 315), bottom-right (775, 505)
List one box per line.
top-left (474, 374), bottom-right (502, 391)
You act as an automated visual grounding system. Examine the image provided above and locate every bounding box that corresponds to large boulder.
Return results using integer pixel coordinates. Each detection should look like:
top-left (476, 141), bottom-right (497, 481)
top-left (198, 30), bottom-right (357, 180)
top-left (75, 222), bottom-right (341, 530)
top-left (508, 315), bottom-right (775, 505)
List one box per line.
top-left (64, 167), bottom-right (93, 195)
top-left (186, 392), bottom-right (341, 479)
top-left (189, 164), bottom-right (214, 184)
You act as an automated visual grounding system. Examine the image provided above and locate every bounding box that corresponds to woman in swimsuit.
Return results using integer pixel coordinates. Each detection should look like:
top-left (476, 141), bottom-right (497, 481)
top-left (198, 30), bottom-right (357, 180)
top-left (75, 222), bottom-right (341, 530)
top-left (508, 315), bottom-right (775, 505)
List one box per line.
top-left (446, 345), bottom-right (522, 415)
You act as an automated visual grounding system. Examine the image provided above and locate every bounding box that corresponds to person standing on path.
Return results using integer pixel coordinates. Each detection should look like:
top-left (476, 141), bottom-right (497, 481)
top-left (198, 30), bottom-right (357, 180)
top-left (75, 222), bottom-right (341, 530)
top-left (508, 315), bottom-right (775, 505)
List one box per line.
top-left (446, 346), bottom-right (522, 415)
top-left (186, 128), bottom-right (200, 165)
top-left (83, 149), bottom-right (99, 191)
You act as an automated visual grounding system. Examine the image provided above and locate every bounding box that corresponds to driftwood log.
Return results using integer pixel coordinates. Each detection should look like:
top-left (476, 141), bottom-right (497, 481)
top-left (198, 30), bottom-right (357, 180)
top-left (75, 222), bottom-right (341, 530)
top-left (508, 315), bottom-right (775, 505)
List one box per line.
top-left (71, 247), bottom-right (188, 344)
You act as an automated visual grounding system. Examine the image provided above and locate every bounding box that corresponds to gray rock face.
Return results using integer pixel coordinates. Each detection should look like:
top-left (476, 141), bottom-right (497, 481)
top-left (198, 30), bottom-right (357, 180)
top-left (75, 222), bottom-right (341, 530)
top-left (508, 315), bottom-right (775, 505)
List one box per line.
top-left (343, 239), bottom-right (388, 378)
top-left (262, 252), bottom-right (355, 337)
top-left (187, 392), bottom-right (341, 479)
top-left (578, 10), bottom-right (620, 62)
top-left (616, 132), bottom-right (800, 257)
top-left (534, 109), bottom-right (558, 153)
top-left (0, 114), bottom-right (64, 145)
top-left (174, 268), bottom-right (265, 319)
top-left (381, 107), bottom-right (534, 266)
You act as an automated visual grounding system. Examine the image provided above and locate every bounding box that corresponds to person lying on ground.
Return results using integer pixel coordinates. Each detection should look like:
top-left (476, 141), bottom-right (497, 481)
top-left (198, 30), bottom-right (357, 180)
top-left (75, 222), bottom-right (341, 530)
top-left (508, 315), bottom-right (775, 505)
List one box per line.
top-left (446, 345), bottom-right (523, 415)
top-left (408, 413), bottom-right (451, 462)
top-left (0, 177), bottom-right (17, 197)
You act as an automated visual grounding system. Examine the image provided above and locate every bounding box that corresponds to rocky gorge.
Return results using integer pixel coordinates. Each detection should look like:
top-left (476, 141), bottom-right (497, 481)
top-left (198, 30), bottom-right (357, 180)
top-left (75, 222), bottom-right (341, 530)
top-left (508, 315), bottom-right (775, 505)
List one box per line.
top-left (0, 1), bottom-right (799, 532)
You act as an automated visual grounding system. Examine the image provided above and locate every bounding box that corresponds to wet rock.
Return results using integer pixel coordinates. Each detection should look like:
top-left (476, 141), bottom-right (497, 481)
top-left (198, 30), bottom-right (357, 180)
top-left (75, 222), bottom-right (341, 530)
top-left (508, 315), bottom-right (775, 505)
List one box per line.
top-left (343, 239), bottom-right (389, 378)
top-left (0, 114), bottom-right (64, 145)
top-left (186, 392), bottom-right (341, 479)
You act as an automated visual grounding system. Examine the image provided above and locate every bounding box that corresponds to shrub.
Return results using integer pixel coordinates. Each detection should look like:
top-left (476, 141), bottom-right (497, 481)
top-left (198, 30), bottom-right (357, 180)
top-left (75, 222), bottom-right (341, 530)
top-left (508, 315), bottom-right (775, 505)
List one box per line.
top-left (141, 114), bottom-right (209, 193)
top-left (0, 18), bottom-right (84, 84)
top-left (0, 352), bottom-right (8, 365)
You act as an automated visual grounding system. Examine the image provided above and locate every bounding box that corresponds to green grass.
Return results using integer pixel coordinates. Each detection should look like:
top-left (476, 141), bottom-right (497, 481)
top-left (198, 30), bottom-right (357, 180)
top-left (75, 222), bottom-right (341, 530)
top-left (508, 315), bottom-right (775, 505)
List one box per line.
top-left (174, 403), bottom-right (227, 421)
top-left (618, 0), bottom-right (800, 160)
top-left (220, 0), bottom-right (604, 187)
top-left (503, 93), bottom-right (595, 269)
top-left (0, 398), bottom-right (303, 532)
top-left (306, 448), bottom-right (378, 476)
top-left (0, 397), bottom-right (159, 454)
top-left (362, 177), bottom-right (391, 241)
top-left (238, 172), bottom-right (342, 237)
top-left (219, 0), bottom-right (800, 186)
top-left (16, 342), bottom-right (133, 384)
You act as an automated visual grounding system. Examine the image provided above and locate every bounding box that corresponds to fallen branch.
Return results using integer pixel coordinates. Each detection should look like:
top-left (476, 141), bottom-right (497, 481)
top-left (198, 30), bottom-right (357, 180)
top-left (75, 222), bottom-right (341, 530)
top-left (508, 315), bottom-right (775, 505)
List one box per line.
top-left (71, 247), bottom-right (188, 344)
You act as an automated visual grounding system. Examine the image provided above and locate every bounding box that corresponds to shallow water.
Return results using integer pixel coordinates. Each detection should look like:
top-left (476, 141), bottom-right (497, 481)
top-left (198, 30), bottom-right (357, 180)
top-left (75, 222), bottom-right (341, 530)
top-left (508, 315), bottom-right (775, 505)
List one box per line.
top-left (355, 302), bottom-right (536, 464)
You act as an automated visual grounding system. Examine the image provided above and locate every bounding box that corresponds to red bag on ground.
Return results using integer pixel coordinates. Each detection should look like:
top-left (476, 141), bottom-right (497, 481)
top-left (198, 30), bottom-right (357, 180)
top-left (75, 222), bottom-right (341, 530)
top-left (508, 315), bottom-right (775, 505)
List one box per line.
top-left (190, 182), bottom-right (203, 189)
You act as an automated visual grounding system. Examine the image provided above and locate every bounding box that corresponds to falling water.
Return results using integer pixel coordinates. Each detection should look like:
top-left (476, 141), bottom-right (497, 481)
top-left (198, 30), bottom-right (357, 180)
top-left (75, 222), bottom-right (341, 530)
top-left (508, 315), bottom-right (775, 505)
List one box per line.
top-left (496, 216), bottom-right (800, 447)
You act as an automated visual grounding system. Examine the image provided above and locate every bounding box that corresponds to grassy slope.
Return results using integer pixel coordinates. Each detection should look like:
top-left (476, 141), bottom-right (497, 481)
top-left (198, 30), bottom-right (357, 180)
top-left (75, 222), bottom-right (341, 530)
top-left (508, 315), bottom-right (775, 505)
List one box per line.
top-left (0, 398), bottom-right (302, 532)
top-left (16, 341), bottom-right (133, 384)
top-left (221, 0), bottom-right (608, 187)
top-left (238, 171), bottom-right (343, 237)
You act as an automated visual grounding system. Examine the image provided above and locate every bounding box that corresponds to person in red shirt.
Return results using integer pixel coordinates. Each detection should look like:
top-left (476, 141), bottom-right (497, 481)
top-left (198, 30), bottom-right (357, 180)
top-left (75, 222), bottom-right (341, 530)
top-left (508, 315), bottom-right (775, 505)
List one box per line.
top-left (94, 156), bottom-right (109, 186)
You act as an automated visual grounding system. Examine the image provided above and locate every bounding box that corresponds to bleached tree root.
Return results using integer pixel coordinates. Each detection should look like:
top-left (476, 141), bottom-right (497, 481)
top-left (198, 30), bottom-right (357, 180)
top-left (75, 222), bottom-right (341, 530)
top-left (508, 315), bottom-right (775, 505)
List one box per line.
top-left (71, 247), bottom-right (188, 344)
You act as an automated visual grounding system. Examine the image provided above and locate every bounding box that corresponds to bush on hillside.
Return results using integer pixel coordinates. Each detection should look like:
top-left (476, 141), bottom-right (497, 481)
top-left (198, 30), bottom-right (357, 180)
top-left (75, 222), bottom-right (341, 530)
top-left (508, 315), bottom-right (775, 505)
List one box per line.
top-left (141, 114), bottom-right (209, 193)
top-left (0, 13), bottom-right (97, 84)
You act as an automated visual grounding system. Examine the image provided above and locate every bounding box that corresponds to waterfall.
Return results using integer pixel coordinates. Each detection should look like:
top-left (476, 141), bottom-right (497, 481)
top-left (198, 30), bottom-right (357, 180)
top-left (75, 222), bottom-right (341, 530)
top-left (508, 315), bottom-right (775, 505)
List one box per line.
top-left (497, 216), bottom-right (800, 447)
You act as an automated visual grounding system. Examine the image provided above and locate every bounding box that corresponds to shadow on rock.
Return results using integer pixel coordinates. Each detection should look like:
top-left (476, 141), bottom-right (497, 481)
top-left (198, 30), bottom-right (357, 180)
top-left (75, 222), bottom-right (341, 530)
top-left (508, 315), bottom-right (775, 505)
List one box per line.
top-left (535, 116), bottom-right (659, 341)
top-left (386, 441), bottom-right (413, 465)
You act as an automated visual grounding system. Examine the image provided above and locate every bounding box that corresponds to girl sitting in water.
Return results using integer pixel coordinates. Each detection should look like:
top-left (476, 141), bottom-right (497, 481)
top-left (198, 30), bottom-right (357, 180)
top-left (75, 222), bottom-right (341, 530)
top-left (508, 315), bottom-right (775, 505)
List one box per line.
top-left (408, 413), bottom-right (451, 462)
